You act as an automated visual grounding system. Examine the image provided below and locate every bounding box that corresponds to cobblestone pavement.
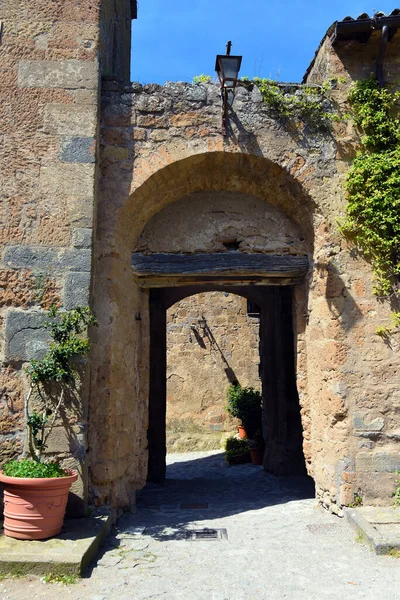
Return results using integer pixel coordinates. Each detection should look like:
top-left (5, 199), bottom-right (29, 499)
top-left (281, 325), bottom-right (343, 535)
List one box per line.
top-left (2, 450), bottom-right (400, 599)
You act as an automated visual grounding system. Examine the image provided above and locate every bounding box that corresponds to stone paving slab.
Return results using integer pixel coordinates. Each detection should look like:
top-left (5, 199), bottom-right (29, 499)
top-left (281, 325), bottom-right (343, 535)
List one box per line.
top-left (345, 506), bottom-right (400, 555)
top-left (0, 509), bottom-right (111, 576)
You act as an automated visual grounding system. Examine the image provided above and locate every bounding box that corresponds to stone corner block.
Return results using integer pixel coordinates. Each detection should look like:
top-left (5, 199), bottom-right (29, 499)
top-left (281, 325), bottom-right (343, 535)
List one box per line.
top-left (61, 249), bottom-right (92, 272)
top-left (45, 104), bottom-right (97, 137)
top-left (353, 412), bottom-right (385, 432)
top-left (356, 452), bottom-right (400, 473)
top-left (2, 245), bottom-right (92, 273)
top-left (60, 137), bottom-right (96, 163)
top-left (4, 310), bottom-right (49, 362)
top-left (63, 271), bottom-right (91, 309)
top-left (72, 228), bottom-right (93, 249)
top-left (2, 245), bottom-right (58, 270)
top-left (40, 163), bottom-right (96, 197)
top-left (18, 60), bottom-right (99, 90)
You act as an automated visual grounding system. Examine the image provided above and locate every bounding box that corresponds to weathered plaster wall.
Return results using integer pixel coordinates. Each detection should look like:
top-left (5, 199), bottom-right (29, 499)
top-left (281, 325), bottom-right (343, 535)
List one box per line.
top-left (136, 191), bottom-right (307, 255)
top-left (166, 292), bottom-right (261, 446)
top-left (0, 0), bottom-right (102, 510)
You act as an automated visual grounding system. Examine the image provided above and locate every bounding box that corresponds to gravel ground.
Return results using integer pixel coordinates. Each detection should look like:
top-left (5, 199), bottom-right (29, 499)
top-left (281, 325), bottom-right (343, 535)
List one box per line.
top-left (2, 450), bottom-right (400, 600)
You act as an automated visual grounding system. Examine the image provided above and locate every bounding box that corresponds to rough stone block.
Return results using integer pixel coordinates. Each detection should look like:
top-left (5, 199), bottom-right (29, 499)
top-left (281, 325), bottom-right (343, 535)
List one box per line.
top-left (45, 105), bottom-right (97, 136)
top-left (64, 271), bottom-right (91, 309)
top-left (3, 245), bottom-right (58, 270)
top-left (40, 164), bottom-right (96, 197)
top-left (356, 452), bottom-right (400, 473)
top-left (353, 412), bottom-right (385, 432)
top-left (45, 425), bottom-right (85, 457)
top-left (60, 137), bottom-right (96, 163)
top-left (68, 196), bottom-right (94, 228)
top-left (137, 114), bottom-right (167, 128)
top-left (2, 245), bottom-right (91, 273)
top-left (72, 228), bottom-right (93, 249)
top-left (357, 471), bottom-right (398, 505)
top-left (18, 60), bottom-right (98, 89)
top-left (61, 249), bottom-right (92, 272)
top-left (4, 310), bottom-right (49, 361)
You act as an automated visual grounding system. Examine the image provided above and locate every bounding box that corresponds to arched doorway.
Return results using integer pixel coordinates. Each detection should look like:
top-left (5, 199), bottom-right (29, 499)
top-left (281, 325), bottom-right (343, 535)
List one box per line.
top-left (90, 151), bottom-right (321, 509)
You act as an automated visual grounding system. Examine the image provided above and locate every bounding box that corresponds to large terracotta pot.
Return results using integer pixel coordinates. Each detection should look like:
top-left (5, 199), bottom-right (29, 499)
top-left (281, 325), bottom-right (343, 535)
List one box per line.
top-left (249, 447), bottom-right (264, 465)
top-left (0, 470), bottom-right (77, 540)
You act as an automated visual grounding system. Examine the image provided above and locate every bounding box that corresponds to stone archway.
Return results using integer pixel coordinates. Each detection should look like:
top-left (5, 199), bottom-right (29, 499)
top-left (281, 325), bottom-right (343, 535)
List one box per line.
top-left (89, 151), bottom-right (319, 509)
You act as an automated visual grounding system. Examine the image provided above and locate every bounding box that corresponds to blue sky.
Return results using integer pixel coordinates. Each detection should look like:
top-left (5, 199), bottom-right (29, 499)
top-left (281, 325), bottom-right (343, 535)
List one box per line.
top-left (131, 1), bottom-right (397, 84)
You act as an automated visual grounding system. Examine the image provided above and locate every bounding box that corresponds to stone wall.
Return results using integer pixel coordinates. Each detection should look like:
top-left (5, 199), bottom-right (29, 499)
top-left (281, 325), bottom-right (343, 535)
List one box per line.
top-left (92, 30), bottom-right (400, 511)
top-left (166, 292), bottom-right (261, 450)
top-left (0, 0), bottom-right (102, 511)
top-left (2, 1), bottom-right (400, 515)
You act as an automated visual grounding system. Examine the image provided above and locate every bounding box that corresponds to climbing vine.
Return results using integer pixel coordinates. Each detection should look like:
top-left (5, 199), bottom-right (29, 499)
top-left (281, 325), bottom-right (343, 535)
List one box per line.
top-left (340, 76), bottom-right (400, 319)
top-left (248, 77), bottom-right (339, 130)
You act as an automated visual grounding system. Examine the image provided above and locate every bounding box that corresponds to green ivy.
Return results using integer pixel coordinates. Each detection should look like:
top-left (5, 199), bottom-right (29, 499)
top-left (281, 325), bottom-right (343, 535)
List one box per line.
top-left (28, 306), bottom-right (97, 384)
top-left (23, 305), bottom-right (97, 463)
top-left (340, 76), bottom-right (400, 301)
top-left (249, 77), bottom-right (334, 130)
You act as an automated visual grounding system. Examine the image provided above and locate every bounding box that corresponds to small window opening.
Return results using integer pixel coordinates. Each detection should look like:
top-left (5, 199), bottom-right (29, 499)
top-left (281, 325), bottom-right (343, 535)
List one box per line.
top-left (222, 239), bottom-right (240, 251)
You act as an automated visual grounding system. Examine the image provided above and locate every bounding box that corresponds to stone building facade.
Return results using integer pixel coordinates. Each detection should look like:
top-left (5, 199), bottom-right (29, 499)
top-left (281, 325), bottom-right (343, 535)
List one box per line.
top-left (1, 2), bottom-right (400, 515)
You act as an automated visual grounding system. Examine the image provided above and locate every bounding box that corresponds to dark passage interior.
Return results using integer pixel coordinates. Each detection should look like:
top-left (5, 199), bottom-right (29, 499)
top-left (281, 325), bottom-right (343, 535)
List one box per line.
top-left (147, 285), bottom-right (307, 483)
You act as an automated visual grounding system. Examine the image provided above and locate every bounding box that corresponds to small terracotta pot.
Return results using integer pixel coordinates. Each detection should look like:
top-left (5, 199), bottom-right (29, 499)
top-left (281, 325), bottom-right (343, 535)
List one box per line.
top-left (0, 470), bottom-right (77, 540)
top-left (238, 426), bottom-right (248, 439)
top-left (249, 447), bottom-right (264, 465)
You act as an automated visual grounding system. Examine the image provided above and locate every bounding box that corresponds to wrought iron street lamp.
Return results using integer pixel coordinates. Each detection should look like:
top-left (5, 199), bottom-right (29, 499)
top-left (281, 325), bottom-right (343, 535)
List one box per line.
top-left (215, 41), bottom-right (242, 132)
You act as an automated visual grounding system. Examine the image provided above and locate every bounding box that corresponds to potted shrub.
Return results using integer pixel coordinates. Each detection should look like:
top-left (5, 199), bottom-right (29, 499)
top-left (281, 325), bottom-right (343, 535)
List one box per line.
top-left (226, 384), bottom-right (262, 440)
top-left (224, 437), bottom-right (251, 465)
top-left (0, 305), bottom-right (96, 540)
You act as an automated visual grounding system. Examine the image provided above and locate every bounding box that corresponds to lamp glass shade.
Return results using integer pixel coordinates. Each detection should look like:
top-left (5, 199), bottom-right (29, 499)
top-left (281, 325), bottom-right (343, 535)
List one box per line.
top-left (216, 55), bottom-right (242, 87)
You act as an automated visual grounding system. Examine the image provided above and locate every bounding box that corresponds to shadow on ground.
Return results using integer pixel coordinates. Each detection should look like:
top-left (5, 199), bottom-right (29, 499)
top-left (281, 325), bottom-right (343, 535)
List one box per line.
top-left (118, 451), bottom-right (315, 542)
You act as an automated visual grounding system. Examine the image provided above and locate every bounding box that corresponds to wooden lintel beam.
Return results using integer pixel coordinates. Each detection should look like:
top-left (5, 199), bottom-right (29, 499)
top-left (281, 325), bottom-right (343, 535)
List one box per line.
top-left (132, 252), bottom-right (309, 286)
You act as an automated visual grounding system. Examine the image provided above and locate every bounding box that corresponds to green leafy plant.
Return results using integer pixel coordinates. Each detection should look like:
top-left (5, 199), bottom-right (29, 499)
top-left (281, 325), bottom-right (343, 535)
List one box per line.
top-left (393, 470), bottom-right (400, 508)
top-left (224, 436), bottom-right (249, 463)
top-left (340, 76), bottom-right (400, 301)
top-left (192, 74), bottom-right (211, 84)
top-left (2, 460), bottom-right (68, 478)
top-left (42, 573), bottom-right (78, 585)
top-left (226, 384), bottom-right (262, 438)
top-left (3, 306), bottom-right (96, 475)
top-left (348, 492), bottom-right (363, 508)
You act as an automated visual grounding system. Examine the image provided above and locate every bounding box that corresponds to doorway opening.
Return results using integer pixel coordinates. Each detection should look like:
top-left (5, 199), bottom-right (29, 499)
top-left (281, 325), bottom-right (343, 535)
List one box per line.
top-left (147, 285), bottom-right (308, 483)
top-left (166, 291), bottom-right (259, 455)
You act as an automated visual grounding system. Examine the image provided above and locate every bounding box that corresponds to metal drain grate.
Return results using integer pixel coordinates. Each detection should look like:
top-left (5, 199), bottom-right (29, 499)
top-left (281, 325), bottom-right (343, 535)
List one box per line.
top-left (186, 528), bottom-right (228, 541)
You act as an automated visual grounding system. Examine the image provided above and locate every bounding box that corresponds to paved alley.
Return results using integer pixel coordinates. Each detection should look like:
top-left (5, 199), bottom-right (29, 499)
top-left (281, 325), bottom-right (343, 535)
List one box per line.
top-left (2, 450), bottom-right (400, 600)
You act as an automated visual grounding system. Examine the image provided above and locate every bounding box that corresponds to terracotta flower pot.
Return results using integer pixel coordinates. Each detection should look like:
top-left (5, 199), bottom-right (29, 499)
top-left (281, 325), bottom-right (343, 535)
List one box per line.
top-left (238, 426), bottom-right (248, 439)
top-left (0, 470), bottom-right (78, 540)
top-left (249, 447), bottom-right (264, 465)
